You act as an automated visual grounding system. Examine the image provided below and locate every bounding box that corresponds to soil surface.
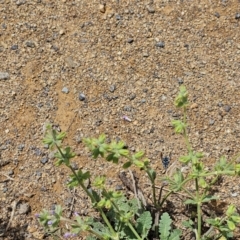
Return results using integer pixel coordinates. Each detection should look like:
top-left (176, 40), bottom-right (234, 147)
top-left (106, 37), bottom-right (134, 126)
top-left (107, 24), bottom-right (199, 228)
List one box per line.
top-left (1, 0), bottom-right (240, 239)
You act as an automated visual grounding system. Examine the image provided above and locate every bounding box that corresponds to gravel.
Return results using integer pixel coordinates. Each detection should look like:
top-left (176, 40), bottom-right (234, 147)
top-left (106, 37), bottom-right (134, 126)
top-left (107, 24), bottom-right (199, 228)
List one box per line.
top-left (1, 1), bottom-right (240, 239)
top-left (79, 93), bottom-right (86, 101)
top-left (0, 72), bottom-right (9, 80)
top-left (62, 87), bottom-right (69, 94)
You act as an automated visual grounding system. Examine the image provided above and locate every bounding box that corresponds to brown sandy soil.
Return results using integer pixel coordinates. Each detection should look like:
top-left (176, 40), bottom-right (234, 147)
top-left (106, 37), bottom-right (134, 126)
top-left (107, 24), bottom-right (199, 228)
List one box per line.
top-left (0, 0), bottom-right (240, 239)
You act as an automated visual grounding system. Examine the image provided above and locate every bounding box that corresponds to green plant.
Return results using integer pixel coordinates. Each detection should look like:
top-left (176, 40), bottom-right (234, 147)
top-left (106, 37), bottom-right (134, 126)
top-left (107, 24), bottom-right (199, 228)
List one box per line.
top-left (39, 125), bottom-right (177, 239)
top-left (167, 86), bottom-right (240, 240)
top-left (37, 86), bottom-right (240, 240)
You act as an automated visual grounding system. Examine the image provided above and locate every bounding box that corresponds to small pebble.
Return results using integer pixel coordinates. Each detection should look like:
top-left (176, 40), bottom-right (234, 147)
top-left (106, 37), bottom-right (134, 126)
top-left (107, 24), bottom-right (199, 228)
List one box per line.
top-left (75, 136), bottom-right (82, 144)
top-left (8, 170), bottom-right (14, 176)
top-left (146, 5), bottom-right (155, 13)
top-left (214, 12), bottom-right (220, 18)
top-left (143, 52), bottom-right (149, 57)
top-left (156, 41), bottom-right (165, 48)
top-left (115, 185), bottom-right (123, 190)
top-left (0, 72), bottom-right (10, 80)
top-left (209, 119), bottom-right (215, 125)
top-left (40, 157), bottom-right (48, 164)
top-left (129, 93), bottom-right (136, 100)
top-left (18, 203), bottom-right (30, 214)
top-left (109, 84), bottom-right (116, 92)
top-left (99, 3), bottom-right (106, 13)
top-left (127, 38), bottom-right (134, 43)
top-left (231, 192), bottom-right (238, 197)
top-left (11, 45), bottom-right (18, 50)
top-left (190, 103), bottom-right (198, 109)
top-left (177, 78), bottom-right (184, 85)
top-left (62, 87), bottom-right (69, 94)
top-left (124, 105), bottom-right (132, 111)
top-left (224, 105), bottom-right (231, 112)
top-left (71, 162), bottom-right (78, 170)
top-left (235, 13), bottom-right (240, 19)
top-left (141, 99), bottom-right (146, 103)
top-left (34, 148), bottom-right (43, 156)
top-left (79, 93), bottom-right (86, 101)
top-left (115, 14), bottom-right (121, 20)
top-left (2, 23), bottom-right (7, 29)
top-left (18, 144), bottom-right (25, 151)
top-left (15, 0), bottom-right (26, 6)
top-left (217, 102), bottom-right (223, 107)
top-left (25, 41), bottom-right (35, 48)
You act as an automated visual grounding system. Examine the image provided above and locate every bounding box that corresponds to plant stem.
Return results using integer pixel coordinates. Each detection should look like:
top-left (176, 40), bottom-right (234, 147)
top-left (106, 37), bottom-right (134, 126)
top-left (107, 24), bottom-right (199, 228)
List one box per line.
top-left (195, 178), bottom-right (201, 240)
top-left (146, 169), bottom-right (157, 207)
top-left (54, 143), bottom-right (117, 238)
top-left (183, 106), bottom-right (192, 153)
top-left (127, 222), bottom-right (142, 240)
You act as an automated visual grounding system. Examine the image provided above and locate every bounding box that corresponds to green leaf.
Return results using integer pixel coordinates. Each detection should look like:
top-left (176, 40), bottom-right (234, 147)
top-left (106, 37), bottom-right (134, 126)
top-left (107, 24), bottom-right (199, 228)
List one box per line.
top-left (136, 211), bottom-right (152, 239)
top-left (184, 199), bottom-right (197, 205)
top-left (118, 149), bottom-right (129, 156)
top-left (198, 177), bottom-right (207, 188)
top-left (174, 85), bottom-right (188, 108)
top-left (230, 215), bottom-right (240, 223)
top-left (226, 205), bottom-right (236, 216)
top-left (122, 161), bottom-right (132, 169)
top-left (202, 195), bottom-right (219, 203)
top-left (227, 220), bottom-right (235, 231)
top-left (133, 160), bottom-right (145, 169)
top-left (179, 154), bottom-right (192, 164)
top-left (98, 134), bottom-right (106, 144)
top-left (182, 220), bottom-right (194, 229)
top-left (93, 175), bottom-right (106, 189)
top-left (171, 120), bottom-right (186, 134)
top-left (92, 148), bottom-right (101, 159)
top-left (169, 229), bottom-right (181, 240)
top-left (148, 168), bottom-right (156, 182)
top-left (133, 151), bottom-right (145, 159)
top-left (159, 212), bottom-right (172, 240)
top-left (56, 132), bottom-right (66, 140)
top-left (54, 205), bottom-right (63, 217)
top-left (206, 217), bottom-right (220, 226)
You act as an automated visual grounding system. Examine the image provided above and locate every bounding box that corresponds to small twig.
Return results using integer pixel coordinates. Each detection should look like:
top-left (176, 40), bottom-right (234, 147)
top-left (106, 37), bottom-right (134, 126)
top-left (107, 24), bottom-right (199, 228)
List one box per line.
top-left (129, 170), bottom-right (141, 209)
top-left (153, 211), bottom-right (160, 236)
top-left (0, 172), bottom-right (14, 181)
top-left (6, 200), bottom-right (17, 231)
top-left (66, 112), bottom-right (78, 133)
top-left (67, 188), bottom-right (76, 218)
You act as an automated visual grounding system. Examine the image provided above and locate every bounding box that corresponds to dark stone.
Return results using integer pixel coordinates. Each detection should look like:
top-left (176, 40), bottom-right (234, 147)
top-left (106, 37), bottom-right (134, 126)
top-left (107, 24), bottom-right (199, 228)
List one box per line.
top-left (235, 13), bottom-right (240, 19)
top-left (41, 157), bottom-right (48, 164)
top-left (156, 41), bottom-right (165, 48)
top-left (146, 6), bottom-right (155, 13)
top-left (11, 45), bottom-right (18, 50)
top-left (26, 41), bottom-right (35, 48)
top-left (79, 93), bottom-right (86, 101)
top-left (124, 105), bottom-right (132, 111)
top-left (129, 93), bottom-right (136, 100)
top-left (178, 78), bottom-right (184, 85)
top-left (109, 84), bottom-right (116, 92)
top-left (127, 38), bottom-right (134, 43)
top-left (116, 14), bottom-right (121, 20)
top-left (224, 105), bottom-right (231, 112)
top-left (18, 144), bottom-right (25, 151)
